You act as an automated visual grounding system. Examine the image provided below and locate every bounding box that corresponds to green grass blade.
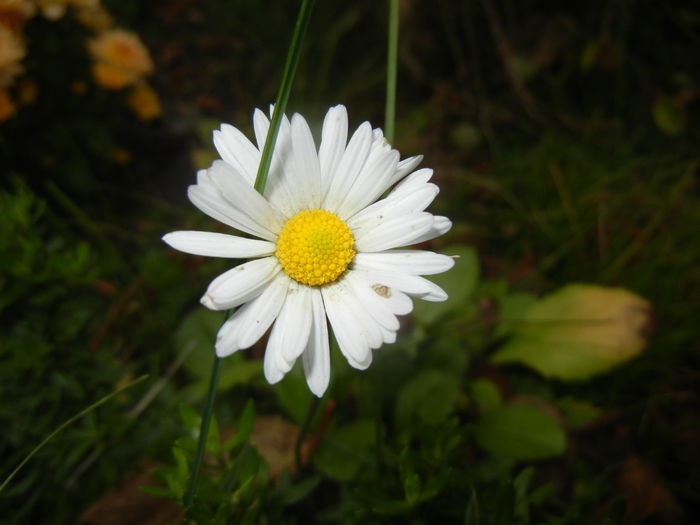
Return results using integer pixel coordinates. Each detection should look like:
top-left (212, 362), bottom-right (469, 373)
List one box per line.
top-left (184, 0), bottom-right (316, 508)
top-left (0, 375), bottom-right (149, 494)
top-left (385, 0), bottom-right (400, 143)
top-left (254, 0), bottom-right (316, 194)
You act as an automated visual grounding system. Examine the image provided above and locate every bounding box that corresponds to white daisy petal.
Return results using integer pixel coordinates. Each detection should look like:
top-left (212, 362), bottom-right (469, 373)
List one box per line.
top-left (322, 281), bottom-right (374, 369)
top-left (201, 256), bottom-right (281, 311)
top-left (302, 288), bottom-right (330, 397)
top-left (188, 184), bottom-right (275, 240)
top-left (328, 278), bottom-right (385, 349)
top-left (355, 269), bottom-right (447, 302)
top-left (263, 342), bottom-right (285, 384)
top-left (336, 143), bottom-right (400, 220)
top-left (206, 160), bottom-right (286, 233)
top-left (391, 155), bottom-right (424, 186)
top-left (290, 113), bottom-right (322, 210)
top-left (318, 105), bottom-right (348, 193)
top-left (195, 168), bottom-right (221, 197)
top-left (253, 108), bottom-right (269, 150)
top-left (264, 284), bottom-right (313, 384)
top-left (410, 276), bottom-right (448, 301)
top-left (274, 284), bottom-right (314, 366)
top-left (353, 250), bottom-right (455, 275)
top-left (409, 215), bottom-right (453, 244)
top-left (213, 123), bottom-right (260, 185)
top-left (162, 231), bottom-right (275, 258)
top-left (390, 168), bottom-right (434, 197)
top-left (354, 212), bottom-right (434, 252)
top-left (381, 326), bottom-right (397, 344)
top-left (322, 121), bottom-right (373, 210)
top-left (215, 273), bottom-right (290, 357)
top-left (347, 181), bottom-right (439, 231)
top-left (257, 113), bottom-right (299, 218)
top-left (344, 271), bottom-right (400, 331)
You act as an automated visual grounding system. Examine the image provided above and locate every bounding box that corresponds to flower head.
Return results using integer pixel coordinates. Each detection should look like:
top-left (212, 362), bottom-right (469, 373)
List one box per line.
top-left (128, 82), bottom-right (161, 120)
top-left (36, 0), bottom-right (99, 20)
top-left (0, 23), bottom-right (25, 87)
top-left (164, 105), bottom-right (453, 396)
top-left (88, 29), bottom-right (152, 89)
top-left (0, 88), bottom-right (15, 121)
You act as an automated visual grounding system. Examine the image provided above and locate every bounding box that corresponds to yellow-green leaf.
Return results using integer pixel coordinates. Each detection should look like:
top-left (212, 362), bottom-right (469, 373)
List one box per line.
top-left (491, 284), bottom-right (651, 381)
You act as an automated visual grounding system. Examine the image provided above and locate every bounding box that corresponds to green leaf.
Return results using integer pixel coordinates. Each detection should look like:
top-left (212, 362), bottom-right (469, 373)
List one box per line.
top-left (473, 402), bottom-right (566, 460)
top-left (652, 94), bottom-right (686, 136)
top-left (412, 245), bottom-right (479, 324)
top-left (556, 397), bottom-right (601, 429)
top-left (373, 499), bottom-right (412, 515)
top-left (177, 308), bottom-right (225, 380)
top-left (178, 404), bottom-right (202, 436)
top-left (404, 473), bottom-right (421, 504)
top-left (470, 379), bottom-right (502, 414)
top-left (395, 370), bottom-right (460, 428)
top-left (218, 358), bottom-right (262, 391)
top-left (176, 308), bottom-right (261, 390)
top-left (491, 284), bottom-right (651, 381)
top-left (580, 40), bottom-right (599, 71)
top-left (278, 475), bottom-right (320, 505)
top-left (495, 292), bottom-right (537, 338)
top-left (138, 484), bottom-right (174, 498)
top-left (275, 366), bottom-right (314, 425)
top-left (178, 404), bottom-right (220, 455)
top-left (312, 419), bottom-right (375, 481)
top-left (464, 488), bottom-right (480, 525)
top-left (223, 399), bottom-right (255, 452)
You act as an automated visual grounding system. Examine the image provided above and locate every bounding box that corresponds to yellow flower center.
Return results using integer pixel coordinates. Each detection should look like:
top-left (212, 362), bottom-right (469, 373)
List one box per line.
top-left (275, 209), bottom-right (355, 286)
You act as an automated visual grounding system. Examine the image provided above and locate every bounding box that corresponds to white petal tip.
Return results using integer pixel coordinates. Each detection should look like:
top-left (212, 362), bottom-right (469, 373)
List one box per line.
top-left (215, 344), bottom-right (235, 358)
top-left (422, 291), bottom-right (448, 302)
top-left (264, 368), bottom-right (284, 385)
top-left (200, 294), bottom-right (217, 310)
top-left (309, 385), bottom-right (327, 398)
top-left (307, 375), bottom-right (329, 397)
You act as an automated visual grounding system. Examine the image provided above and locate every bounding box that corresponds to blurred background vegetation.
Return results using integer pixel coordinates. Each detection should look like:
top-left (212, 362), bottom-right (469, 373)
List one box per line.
top-left (1, 0), bottom-right (698, 523)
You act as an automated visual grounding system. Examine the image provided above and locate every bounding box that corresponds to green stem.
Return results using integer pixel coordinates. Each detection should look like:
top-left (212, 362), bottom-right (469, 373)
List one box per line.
top-left (295, 396), bottom-right (320, 472)
top-left (385, 0), bottom-right (400, 143)
top-left (184, 356), bottom-right (222, 507)
top-left (254, 0), bottom-right (316, 193)
top-left (0, 375), bottom-right (148, 494)
top-left (185, 0), bottom-right (315, 507)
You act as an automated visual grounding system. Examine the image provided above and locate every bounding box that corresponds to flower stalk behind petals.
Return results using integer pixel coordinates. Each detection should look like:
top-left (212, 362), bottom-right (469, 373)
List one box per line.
top-left (254, 0), bottom-right (315, 194)
top-left (184, 0), bottom-right (316, 509)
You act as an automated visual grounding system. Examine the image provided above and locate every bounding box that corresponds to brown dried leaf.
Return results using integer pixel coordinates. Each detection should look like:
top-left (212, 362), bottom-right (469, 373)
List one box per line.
top-left (78, 462), bottom-right (182, 525)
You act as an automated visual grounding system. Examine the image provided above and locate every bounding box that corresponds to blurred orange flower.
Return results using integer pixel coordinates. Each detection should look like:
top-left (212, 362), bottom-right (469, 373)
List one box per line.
top-left (0, 88), bottom-right (15, 120)
top-left (128, 82), bottom-right (161, 121)
top-left (36, 0), bottom-right (99, 20)
top-left (17, 77), bottom-right (37, 103)
top-left (88, 29), bottom-right (153, 89)
top-left (74, 3), bottom-right (111, 32)
top-left (0, 0), bottom-right (36, 22)
top-left (91, 61), bottom-right (133, 90)
top-left (0, 23), bottom-right (25, 86)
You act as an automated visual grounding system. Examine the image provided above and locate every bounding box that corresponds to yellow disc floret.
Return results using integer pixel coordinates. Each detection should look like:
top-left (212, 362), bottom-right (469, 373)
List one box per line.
top-left (276, 209), bottom-right (356, 286)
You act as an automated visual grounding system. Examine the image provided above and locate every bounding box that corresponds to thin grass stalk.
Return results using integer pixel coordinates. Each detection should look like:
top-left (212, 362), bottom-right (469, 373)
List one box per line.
top-left (385, 0), bottom-right (400, 143)
top-left (184, 0), bottom-right (315, 507)
top-left (255, 0), bottom-right (316, 193)
top-left (0, 375), bottom-right (148, 494)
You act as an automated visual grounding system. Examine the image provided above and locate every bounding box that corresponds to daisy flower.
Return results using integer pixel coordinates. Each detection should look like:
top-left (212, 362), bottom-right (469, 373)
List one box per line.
top-left (164, 105), bottom-right (453, 397)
